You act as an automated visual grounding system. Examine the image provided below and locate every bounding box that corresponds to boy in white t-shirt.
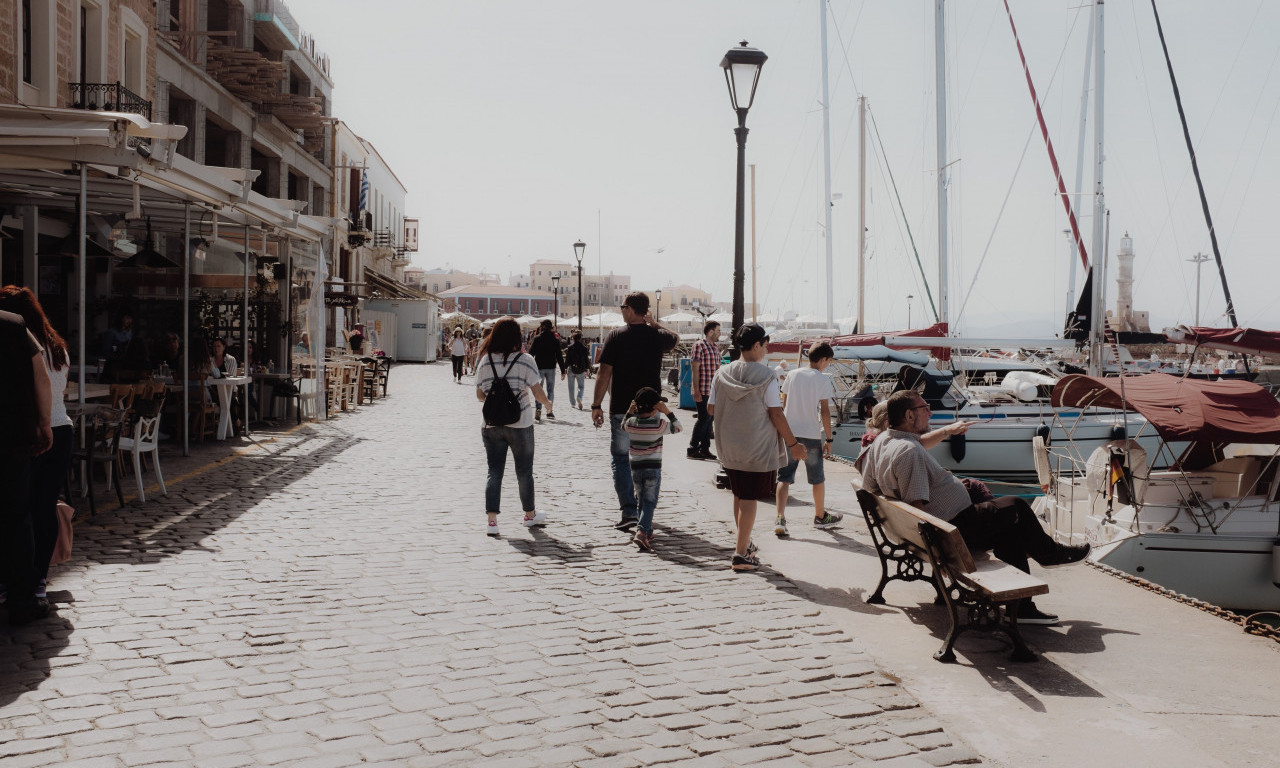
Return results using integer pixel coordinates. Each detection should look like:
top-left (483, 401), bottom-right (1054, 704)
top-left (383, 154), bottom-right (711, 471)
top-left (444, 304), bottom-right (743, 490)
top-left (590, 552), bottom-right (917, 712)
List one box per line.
top-left (774, 342), bottom-right (843, 537)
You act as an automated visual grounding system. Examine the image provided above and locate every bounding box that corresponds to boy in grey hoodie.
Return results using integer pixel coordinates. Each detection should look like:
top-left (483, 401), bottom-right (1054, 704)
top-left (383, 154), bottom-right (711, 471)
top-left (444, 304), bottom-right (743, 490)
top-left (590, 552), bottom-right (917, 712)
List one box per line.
top-left (708, 325), bottom-right (807, 571)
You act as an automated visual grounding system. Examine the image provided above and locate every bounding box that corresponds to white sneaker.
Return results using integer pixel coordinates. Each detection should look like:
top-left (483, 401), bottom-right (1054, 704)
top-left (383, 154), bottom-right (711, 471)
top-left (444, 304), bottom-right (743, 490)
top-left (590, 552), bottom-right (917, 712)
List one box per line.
top-left (523, 511), bottom-right (547, 528)
top-left (486, 519), bottom-right (499, 537)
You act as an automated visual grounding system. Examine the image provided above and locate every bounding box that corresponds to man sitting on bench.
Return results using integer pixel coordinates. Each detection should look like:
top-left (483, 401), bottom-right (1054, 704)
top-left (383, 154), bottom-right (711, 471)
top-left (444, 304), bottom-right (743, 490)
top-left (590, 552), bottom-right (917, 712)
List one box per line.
top-left (860, 390), bottom-right (1090, 625)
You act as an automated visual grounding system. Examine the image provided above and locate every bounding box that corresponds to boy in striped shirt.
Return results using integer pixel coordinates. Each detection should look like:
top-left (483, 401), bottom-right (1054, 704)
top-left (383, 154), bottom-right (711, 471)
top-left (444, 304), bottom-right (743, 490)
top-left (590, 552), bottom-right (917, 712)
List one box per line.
top-left (623, 387), bottom-right (682, 552)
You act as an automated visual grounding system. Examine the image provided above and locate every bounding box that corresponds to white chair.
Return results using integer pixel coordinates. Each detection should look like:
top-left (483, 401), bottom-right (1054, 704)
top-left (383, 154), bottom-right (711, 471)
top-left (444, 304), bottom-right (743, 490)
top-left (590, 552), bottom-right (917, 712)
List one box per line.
top-left (118, 412), bottom-right (167, 502)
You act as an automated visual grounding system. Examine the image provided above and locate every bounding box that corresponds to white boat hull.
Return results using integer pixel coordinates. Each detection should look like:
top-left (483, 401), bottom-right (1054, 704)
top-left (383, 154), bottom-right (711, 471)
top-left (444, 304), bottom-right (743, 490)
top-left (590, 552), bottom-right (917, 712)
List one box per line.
top-left (1090, 530), bottom-right (1280, 612)
top-left (833, 409), bottom-right (1178, 482)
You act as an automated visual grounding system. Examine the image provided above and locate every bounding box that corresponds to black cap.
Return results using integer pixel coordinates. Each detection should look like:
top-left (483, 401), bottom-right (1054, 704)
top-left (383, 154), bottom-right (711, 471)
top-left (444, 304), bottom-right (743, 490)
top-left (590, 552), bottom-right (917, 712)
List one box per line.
top-left (633, 386), bottom-right (666, 410)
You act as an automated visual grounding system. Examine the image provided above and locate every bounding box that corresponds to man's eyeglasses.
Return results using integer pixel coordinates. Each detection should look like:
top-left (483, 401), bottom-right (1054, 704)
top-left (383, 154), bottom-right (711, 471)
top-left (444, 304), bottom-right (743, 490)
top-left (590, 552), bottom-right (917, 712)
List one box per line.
top-left (912, 404), bottom-right (931, 412)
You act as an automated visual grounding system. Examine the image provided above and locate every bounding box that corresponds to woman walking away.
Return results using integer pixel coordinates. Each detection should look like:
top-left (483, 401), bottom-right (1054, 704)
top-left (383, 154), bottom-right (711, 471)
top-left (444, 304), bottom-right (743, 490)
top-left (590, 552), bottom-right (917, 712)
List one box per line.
top-left (565, 330), bottom-right (591, 409)
top-left (0, 286), bottom-right (72, 609)
top-left (449, 327), bottom-right (466, 383)
top-left (475, 317), bottom-right (554, 537)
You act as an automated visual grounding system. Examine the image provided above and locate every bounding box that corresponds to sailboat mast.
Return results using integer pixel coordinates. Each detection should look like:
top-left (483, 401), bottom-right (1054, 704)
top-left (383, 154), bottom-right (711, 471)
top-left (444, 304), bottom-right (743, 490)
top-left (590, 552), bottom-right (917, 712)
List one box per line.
top-left (820, 0), bottom-right (835, 329)
top-left (1088, 0), bottom-right (1107, 376)
top-left (1070, 7), bottom-right (1096, 318)
top-left (858, 95), bottom-right (867, 337)
top-left (934, 0), bottom-right (949, 328)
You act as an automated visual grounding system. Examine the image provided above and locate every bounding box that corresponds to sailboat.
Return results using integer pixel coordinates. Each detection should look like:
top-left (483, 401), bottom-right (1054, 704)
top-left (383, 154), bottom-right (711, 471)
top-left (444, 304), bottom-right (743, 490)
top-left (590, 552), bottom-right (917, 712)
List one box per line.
top-left (825, 0), bottom-right (1175, 483)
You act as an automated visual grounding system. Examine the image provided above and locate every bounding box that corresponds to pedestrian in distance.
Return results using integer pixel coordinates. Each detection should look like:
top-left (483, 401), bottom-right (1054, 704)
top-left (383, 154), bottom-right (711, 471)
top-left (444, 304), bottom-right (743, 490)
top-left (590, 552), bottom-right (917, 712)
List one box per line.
top-left (474, 317), bottom-right (554, 537)
top-left (0, 287), bottom-right (72, 609)
top-left (687, 320), bottom-right (722, 461)
top-left (564, 330), bottom-right (591, 410)
top-left (774, 342), bottom-right (844, 537)
top-left (708, 324), bottom-right (806, 571)
top-left (591, 291), bottom-right (679, 532)
top-left (0, 306), bottom-right (54, 625)
top-left (622, 386), bottom-right (682, 552)
top-left (860, 389), bottom-right (1090, 624)
top-left (528, 319), bottom-right (566, 421)
top-left (449, 327), bottom-right (466, 383)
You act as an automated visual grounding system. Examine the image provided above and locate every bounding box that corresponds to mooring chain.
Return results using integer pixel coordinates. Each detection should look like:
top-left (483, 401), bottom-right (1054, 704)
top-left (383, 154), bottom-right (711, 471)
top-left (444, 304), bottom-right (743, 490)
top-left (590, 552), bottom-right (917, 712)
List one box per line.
top-left (1087, 560), bottom-right (1280, 644)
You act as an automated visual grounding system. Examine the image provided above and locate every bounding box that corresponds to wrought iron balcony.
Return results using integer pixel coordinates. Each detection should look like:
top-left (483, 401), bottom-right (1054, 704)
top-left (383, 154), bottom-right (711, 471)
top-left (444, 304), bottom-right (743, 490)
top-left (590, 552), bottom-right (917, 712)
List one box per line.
top-left (68, 81), bottom-right (152, 120)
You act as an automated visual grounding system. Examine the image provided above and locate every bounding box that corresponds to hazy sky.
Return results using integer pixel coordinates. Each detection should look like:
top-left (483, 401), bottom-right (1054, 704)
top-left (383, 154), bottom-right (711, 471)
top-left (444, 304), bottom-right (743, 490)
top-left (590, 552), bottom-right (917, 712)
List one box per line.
top-left (300, 0), bottom-right (1280, 336)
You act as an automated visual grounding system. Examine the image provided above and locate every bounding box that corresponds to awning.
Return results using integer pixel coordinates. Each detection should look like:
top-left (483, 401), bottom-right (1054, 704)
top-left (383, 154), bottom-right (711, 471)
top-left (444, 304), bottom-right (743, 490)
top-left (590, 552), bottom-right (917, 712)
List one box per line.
top-left (1164, 325), bottom-right (1280, 357)
top-left (363, 267), bottom-right (431, 300)
top-left (1051, 373), bottom-right (1280, 444)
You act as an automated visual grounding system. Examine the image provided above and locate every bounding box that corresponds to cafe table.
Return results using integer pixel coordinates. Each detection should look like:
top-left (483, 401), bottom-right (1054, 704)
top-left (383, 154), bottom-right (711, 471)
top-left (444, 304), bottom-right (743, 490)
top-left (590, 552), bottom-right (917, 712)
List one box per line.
top-left (208, 374), bottom-right (252, 440)
top-left (64, 381), bottom-right (111, 402)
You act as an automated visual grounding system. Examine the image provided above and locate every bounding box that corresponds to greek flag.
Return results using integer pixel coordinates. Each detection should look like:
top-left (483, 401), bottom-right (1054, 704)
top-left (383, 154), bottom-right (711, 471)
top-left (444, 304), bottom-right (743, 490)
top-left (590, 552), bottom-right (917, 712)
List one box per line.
top-left (359, 170), bottom-right (369, 213)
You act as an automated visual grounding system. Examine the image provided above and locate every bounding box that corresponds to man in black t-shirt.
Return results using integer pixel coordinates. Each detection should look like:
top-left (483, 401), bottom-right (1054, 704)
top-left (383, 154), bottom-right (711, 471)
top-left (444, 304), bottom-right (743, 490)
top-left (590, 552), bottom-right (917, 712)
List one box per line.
top-left (1, 310), bottom-right (54, 625)
top-left (591, 292), bottom-right (679, 530)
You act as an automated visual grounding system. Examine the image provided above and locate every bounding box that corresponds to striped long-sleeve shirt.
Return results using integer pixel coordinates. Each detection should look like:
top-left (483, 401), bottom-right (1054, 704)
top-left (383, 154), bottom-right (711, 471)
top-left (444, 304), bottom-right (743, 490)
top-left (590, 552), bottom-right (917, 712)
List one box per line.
top-left (623, 413), bottom-right (682, 469)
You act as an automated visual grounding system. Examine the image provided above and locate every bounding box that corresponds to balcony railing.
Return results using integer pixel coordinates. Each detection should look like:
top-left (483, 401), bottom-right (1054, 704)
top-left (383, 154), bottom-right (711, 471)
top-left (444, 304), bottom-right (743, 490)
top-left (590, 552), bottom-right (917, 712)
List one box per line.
top-left (68, 82), bottom-right (152, 120)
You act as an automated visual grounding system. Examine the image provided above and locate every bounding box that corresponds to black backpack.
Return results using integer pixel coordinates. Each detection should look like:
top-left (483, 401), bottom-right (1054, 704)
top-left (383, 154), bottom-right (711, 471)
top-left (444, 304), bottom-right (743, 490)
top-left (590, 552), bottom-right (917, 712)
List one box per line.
top-left (482, 355), bottom-right (523, 427)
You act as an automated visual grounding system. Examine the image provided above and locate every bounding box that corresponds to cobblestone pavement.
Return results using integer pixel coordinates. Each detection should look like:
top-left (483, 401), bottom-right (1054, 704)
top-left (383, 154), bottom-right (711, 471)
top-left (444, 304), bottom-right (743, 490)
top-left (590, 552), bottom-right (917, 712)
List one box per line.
top-left (0, 362), bottom-right (984, 767)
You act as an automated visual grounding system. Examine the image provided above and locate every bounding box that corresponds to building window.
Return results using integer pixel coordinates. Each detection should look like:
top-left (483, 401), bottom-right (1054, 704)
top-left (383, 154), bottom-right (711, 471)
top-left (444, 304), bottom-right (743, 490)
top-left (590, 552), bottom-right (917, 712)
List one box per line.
top-left (120, 7), bottom-right (147, 97)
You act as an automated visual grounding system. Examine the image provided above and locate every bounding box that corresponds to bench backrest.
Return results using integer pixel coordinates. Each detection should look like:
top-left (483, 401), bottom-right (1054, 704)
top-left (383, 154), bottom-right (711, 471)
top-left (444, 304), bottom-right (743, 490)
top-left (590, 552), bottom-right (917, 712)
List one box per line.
top-left (852, 475), bottom-right (977, 575)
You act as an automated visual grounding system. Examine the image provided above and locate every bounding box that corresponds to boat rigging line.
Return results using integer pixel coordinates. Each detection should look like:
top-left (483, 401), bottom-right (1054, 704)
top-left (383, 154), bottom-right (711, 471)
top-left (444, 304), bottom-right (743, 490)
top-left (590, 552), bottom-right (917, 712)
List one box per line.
top-left (1149, 0), bottom-right (1238, 327)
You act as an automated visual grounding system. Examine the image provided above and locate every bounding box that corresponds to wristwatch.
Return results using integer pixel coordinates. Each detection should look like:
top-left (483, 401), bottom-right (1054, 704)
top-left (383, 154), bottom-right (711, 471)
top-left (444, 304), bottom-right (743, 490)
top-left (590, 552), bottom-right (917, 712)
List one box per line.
top-left (591, 404), bottom-right (602, 410)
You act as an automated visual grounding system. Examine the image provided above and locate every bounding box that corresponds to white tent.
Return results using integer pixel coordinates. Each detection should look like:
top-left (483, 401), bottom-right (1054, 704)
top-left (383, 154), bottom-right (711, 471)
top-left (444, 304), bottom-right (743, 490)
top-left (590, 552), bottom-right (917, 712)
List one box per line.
top-left (660, 311), bottom-right (700, 324)
top-left (583, 311), bottom-right (625, 326)
top-left (709, 312), bottom-right (734, 324)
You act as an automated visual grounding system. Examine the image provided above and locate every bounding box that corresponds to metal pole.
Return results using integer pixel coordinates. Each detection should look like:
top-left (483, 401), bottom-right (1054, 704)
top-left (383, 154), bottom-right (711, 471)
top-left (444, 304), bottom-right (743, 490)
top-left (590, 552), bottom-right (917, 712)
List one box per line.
top-left (78, 165), bottom-right (86, 408)
top-left (576, 257), bottom-right (583, 334)
top-left (935, 0), bottom-right (950, 327)
top-left (182, 203), bottom-right (190, 456)
top-left (1088, 0), bottom-right (1107, 376)
top-left (858, 95), bottom-right (867, 336)
top-left (820, 0), bottom-right (834, 329)
top-left (1188, 252), bottom-right (1209, 326)
top-left (732, 109), bottom-right (749, 336)
top-left (750, 163), bottom-right (757, 324)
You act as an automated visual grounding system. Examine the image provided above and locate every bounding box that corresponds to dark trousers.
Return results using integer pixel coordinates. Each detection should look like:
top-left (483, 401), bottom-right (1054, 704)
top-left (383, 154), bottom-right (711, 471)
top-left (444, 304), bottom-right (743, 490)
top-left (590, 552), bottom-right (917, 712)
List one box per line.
top-left (689, 399), bottom-right (713, 453)
top-left (30, 425), bottom-right (72, 582)
top-left (0, 449), bottom-right (36, 606)
top-left (451, 355), bottom-right (464, 380)
top-left (950, 496), bottom-right (1060, 574)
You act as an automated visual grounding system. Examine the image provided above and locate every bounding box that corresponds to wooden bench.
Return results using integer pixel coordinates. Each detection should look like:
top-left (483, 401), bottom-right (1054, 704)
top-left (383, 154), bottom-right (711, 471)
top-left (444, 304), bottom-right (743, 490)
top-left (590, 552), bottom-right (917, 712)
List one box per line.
top-left (851, 478), bottom-right (1049, 663)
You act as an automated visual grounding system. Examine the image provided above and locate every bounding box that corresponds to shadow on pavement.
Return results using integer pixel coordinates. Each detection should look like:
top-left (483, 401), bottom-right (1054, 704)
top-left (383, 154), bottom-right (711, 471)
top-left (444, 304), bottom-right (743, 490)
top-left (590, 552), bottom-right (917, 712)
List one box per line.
top-left (72, 429), bottom-right (361, 566)
top-left (508, 527), bottom-right (598, 561)
top-left (0, 611), bottom-right (73, 708)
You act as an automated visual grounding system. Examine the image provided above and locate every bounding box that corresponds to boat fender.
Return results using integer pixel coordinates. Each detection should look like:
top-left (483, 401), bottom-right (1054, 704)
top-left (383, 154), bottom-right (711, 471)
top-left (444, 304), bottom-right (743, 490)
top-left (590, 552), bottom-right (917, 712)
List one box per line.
top-left (1035, 423), bottom-right (1051, 447)
top-left (949, 431), bottom-right (966, 462)
top-left (1032, 435), bottom-right (1051, 488)
top-left (1109, 425), bottom-right (1127, 441)
top-left (1273, 540), bottom-right (1280, 588)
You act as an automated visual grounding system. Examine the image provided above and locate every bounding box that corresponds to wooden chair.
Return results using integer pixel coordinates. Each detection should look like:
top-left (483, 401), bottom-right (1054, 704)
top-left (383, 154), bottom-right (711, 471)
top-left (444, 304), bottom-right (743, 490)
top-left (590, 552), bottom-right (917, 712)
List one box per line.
top-left (189, 377), bottom-right (218, 442)
top-left (72, 407), bottom-right (127, 518)
top-left (109, 383), bottom-right (136, 411)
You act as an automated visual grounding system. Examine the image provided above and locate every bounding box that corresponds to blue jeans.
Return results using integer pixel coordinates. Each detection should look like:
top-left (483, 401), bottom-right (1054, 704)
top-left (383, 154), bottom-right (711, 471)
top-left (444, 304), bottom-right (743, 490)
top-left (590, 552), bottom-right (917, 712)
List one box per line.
top-left (566, 371), bottom-right (586, 407)
top-left (482, 425), bottom-right (536, 514)
top-left (536, 369), bottom-right (556, 413)
top-left (631, 467), bottom-right (662, 534)
top-left (690, 399), bottom-right (713, 453)
top-left (610, 414), bottom-right (637, 518)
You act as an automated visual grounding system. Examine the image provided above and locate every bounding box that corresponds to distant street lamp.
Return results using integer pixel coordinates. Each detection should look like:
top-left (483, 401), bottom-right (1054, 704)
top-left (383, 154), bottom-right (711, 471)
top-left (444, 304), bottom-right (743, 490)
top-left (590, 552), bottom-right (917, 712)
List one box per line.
top-left (907, 294), bottom-right (914, 329)
top-left (574, 240), bottom-right (586, 334)
top-left (721, 40), bottom-right (768, 338)
top-left (551, 274), bottom-right (561, 328)
top-left (655, 288), bottom-right (663, 321)
top-left (1188, 252), bottom-right (1210, 326)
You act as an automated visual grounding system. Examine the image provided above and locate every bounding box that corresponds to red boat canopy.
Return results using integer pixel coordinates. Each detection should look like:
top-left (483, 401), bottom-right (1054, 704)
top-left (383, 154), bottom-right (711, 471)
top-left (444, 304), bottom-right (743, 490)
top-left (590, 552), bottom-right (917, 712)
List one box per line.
top-left (1164, 325), bottom-right (1280, 357)
top-left (1051, 373), bottom-right (1280, 444)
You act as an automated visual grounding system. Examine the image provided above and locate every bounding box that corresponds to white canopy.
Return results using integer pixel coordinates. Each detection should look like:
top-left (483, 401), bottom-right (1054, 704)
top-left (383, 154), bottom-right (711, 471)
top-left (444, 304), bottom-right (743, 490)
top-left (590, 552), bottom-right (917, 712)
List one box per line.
top-left (659, 311), bottom-right (701, 324)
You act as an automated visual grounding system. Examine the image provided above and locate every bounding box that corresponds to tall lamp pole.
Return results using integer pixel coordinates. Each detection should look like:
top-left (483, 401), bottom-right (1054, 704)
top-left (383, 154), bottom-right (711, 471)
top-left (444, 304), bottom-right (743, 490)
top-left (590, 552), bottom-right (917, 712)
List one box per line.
top-left (721, 41), bottom-right (768, 338)
top-left (907, 294), bottom-right (914, 329)
top-left (574, 240), bottom-right (586, 334)
top-left (655, 288), bottom-right (663, 322)
top-left (551, 274), bottom-right (561, 328)
top-left (1188, 252), bottom-right (1210, 326)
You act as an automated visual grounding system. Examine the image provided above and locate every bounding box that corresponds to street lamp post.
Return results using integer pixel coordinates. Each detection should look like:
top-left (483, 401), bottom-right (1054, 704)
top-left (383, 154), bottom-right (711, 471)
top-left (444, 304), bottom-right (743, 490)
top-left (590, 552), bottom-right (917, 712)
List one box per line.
top-left (574, 240), bottom-right (586, 334)
top-left (551, 274), bottom-right (561, 328)
top-left (721, 40), bottom-right (768, 339)
top-left (907, 294), bottom-right (914, 328)
top-left (655, 288), bottom-right (663, 322)
top-left (1188, 252), bottom-right (1210, 326)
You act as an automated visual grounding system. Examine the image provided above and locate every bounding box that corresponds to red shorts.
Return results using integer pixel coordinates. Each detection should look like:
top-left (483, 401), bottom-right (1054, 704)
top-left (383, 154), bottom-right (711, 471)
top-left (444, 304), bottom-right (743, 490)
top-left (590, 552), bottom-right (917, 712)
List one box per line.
top-left (724, 469), bottom-right (777, 501)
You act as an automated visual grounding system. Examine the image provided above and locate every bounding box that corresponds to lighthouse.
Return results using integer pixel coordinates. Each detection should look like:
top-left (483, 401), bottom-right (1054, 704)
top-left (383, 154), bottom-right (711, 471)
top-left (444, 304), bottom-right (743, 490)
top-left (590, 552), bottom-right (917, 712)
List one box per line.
top-left (1113, 233), bottom-right (1151, 333)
